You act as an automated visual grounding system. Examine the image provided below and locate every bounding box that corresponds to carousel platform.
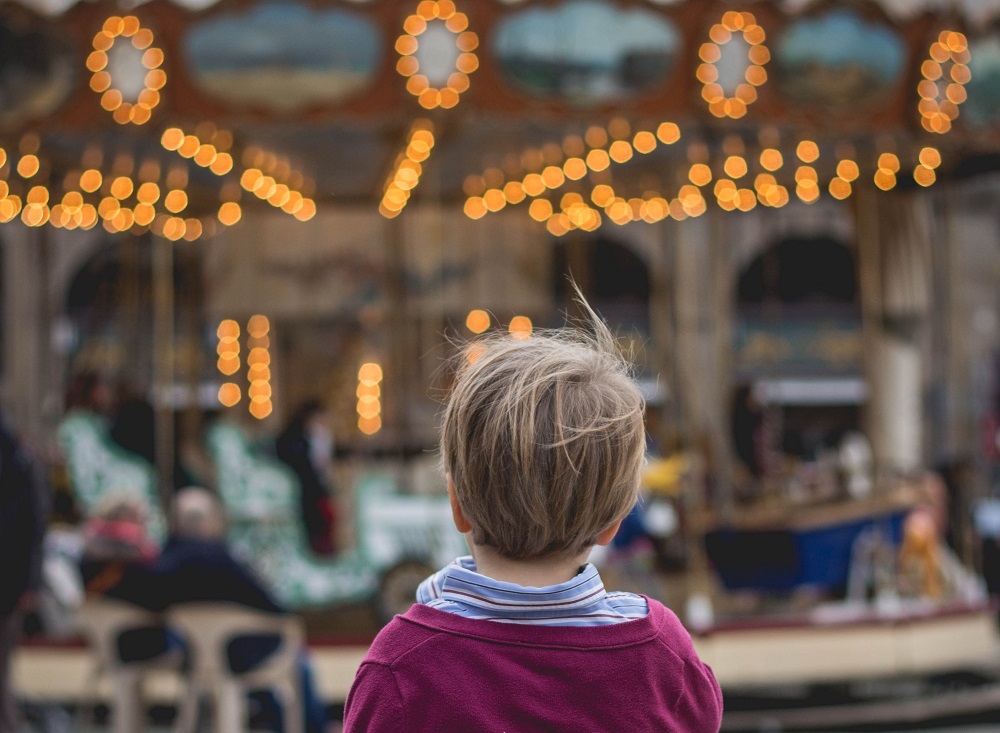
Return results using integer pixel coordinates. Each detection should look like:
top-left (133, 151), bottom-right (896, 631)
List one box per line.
top-left (12, 597), bottom-right (1000, 730)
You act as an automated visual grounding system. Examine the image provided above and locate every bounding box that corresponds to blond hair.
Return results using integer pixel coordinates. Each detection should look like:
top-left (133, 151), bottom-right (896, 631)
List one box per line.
top-left (441, 302), bottom-right (645, 560)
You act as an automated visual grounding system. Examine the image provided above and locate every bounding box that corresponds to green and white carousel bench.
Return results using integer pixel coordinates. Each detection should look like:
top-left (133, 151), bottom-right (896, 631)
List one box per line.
top-left (206, 421), bottom-right (465, 614)
top-left (57, 410), bottom-right (167, 542)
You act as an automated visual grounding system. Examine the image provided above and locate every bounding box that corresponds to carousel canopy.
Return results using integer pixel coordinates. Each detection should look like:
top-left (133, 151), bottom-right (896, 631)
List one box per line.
top-left (0, 0), bottom-right (996, 241)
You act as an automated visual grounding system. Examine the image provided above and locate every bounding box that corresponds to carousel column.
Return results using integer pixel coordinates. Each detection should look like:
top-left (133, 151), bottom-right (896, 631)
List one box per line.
top-left (710, 211), bottom-right (735, 521)
top-left (648, 223), bottom-right (676, 449)
top-left (673, 212), bottom-right (721, 628)
top-left (385, 213), bottom-right (411, 479)
top-left (858, 189), bottom-right (931, 476)
top-left (152, 234), bottom-right (174, 506)
top-left (2, 223), bottom-right (46, 439)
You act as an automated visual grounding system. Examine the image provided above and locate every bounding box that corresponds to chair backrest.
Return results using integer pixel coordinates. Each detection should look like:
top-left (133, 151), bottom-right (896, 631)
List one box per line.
top-left (76, 597), bottom-right (163, 671)
top-left (165, 604), bottom-right (303, 681)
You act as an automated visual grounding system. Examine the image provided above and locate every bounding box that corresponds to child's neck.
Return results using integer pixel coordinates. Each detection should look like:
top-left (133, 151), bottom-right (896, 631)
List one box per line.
top-left (470, 544), bottom-right (590, 588)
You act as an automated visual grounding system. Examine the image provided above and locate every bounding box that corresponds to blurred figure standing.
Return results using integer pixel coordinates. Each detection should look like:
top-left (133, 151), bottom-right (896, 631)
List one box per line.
top-left (0, 414), bottom-right (48, 733)
top-left (276, 400), bottom-right (337, 556)
top-left (109, 379), bottom-right (156, 466)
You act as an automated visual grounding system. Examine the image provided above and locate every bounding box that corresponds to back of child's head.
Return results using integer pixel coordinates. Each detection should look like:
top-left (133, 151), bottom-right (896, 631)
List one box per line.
top-left (441, 298), bottom-right (646, 561)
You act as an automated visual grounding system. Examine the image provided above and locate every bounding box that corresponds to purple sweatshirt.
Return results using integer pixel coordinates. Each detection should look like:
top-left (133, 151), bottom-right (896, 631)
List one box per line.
top-left (344, 597), bottom-right (723, 732)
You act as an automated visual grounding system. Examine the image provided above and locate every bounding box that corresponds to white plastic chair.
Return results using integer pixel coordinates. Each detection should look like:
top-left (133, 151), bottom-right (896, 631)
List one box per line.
top-left (166, 603), bottom-right (304, 733)
top-left (76, 597), bottom-right (191, 733)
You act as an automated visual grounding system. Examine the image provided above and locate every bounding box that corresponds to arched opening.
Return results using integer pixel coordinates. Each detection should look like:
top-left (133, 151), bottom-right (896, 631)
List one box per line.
top-left (551, 234), bottom-right (650, 332)
top-left (731, 234), bottom-right (864, 494)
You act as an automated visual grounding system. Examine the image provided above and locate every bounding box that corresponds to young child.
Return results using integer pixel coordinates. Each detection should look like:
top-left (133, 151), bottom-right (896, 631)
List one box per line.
top-left (344, 304), bottom-right (723, 732)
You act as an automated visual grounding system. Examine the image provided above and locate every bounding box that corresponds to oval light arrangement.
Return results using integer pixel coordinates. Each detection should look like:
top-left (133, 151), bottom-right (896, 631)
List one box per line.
top-left (917, 30), bottom-right (970, 134)
top-left (396, 0), bottom-right (479, 110)
top-left (697, 10), bottom-right (768, 119)
top-left (88, 15), bottom-right (166, 126)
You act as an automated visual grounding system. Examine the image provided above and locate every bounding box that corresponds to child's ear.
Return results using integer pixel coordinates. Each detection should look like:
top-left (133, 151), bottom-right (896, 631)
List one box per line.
top-left (446, 474), bottom-right (473, 534)
top-left (594, 519), bottom-right (624, 547)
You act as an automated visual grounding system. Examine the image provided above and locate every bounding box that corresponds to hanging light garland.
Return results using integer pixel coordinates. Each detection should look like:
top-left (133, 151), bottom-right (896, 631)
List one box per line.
top-left (463, 120), bottom-right (681, 220)
top-left (502, 130), bottom-right (951, 238)
top-left (239, 145), bottom-right (316, 222)
top-left (380, 120), bottom-right (435, 218)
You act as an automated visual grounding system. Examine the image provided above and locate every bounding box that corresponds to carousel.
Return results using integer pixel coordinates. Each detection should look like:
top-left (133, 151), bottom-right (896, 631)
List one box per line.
top-left (4, 0), bottom-right (1000, 728)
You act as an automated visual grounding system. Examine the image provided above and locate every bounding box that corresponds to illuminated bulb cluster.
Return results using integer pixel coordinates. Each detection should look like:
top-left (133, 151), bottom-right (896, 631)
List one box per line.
top-left (162, 124), bottom-right (243, 227)
top-left (380, 121), bottom-right (435, 218)
top-left (502, 136), bottom-right (946, 232)
top-left (397, 0), bottom-right (478, 110)
top-left (753, 173), bottom-right (790, 207)
top-left (161, 124), bottom-right (235, 177)
top-left (698, 11), bottom-right (768, 119)
top-left (828, 159), bottom-right (859, 200)
top-left (3, 142), bottom-right (211, 237)
top-left (21, 185), bottom-right (50, 227)
top-left (239, 146), bottom-right (316, 222)
top-left (918, 31), bottom-right (970, 134)
top-left (247, 315), bottom-right (272, 420)
top-left (10, 140), bottom-right (39, 225)
top-left (914, 146), bottom-right (941, 187)
top-left (713, 179), bottom-right (757, 212)
top-left (465, 309), bottom-right (490, 334)
top-left (526, 180), bottom-right (710, 237)
top-left (88, 15), bottom-right (166, 125)
top-left (508, 316), bottom-right (533, 340)
top-left (216, 319), bottom-right (242, 407)
top-left (793, 140), bottom-right (820, 203)
top-left (464, 121), bottom-right (680, 220)
top-left (215, 315), bottom-right (272, 417)
top-left (0, 137), bottom-right (238, 239)
top-left (17, 153), bottom-right (39, 179)
top-left (873, 152), bottom-right (900, 191)
top-left (49, 190), bottom-right (100, 230)
top-left (96, 167), bottom-right (205, 240)
top-left (594, 185), bottom-right (702, 225)
top-left (357, 362), bottom-right (383, 436)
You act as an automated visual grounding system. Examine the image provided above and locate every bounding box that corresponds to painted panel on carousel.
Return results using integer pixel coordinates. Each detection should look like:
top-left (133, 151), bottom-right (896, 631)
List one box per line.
top-left (773, 8), bottom-right (905, 113)
top-left (184, 2), bottom-right (381, 112)
top-left (966, 34), bottom-right (1000, 128)
top-left (492, 0), bottom-right (679, 106)
top-left (0, 17), bottom-right (75, 129)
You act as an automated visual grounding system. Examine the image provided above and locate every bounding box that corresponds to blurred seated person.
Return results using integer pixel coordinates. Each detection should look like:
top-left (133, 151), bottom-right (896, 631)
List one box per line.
top-left (160, 488), bottom-right (327, 733)
top-left (276, 400), bottom-right (337, 556)
top-left (78, 493), bottom-right (174, 664)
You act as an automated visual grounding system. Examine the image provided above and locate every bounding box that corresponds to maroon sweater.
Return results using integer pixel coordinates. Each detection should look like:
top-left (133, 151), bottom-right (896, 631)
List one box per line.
top-left (344, 598), bottom-right (723, 732)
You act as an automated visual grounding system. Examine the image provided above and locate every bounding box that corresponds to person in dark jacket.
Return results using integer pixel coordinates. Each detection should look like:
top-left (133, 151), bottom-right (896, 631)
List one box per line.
top-left (156, 488), bottom-right (326, 733)
top-left (276, 400), bottom-right (337, 556)
top-left (153, 487), bottom-right (283, 614)
top-left (0, 414), bottom-right (48, 733)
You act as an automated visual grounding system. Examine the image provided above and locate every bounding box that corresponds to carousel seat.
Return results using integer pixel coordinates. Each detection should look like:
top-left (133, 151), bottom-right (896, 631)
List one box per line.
top-left (205, 422), bottom-right (375, 610)
top-left (58, 410), bottom-right (166, 542)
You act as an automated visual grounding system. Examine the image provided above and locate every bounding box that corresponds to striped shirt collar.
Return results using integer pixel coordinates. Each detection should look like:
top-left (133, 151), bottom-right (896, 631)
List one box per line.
top-left (416, 556), bottom-right (648, 625)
